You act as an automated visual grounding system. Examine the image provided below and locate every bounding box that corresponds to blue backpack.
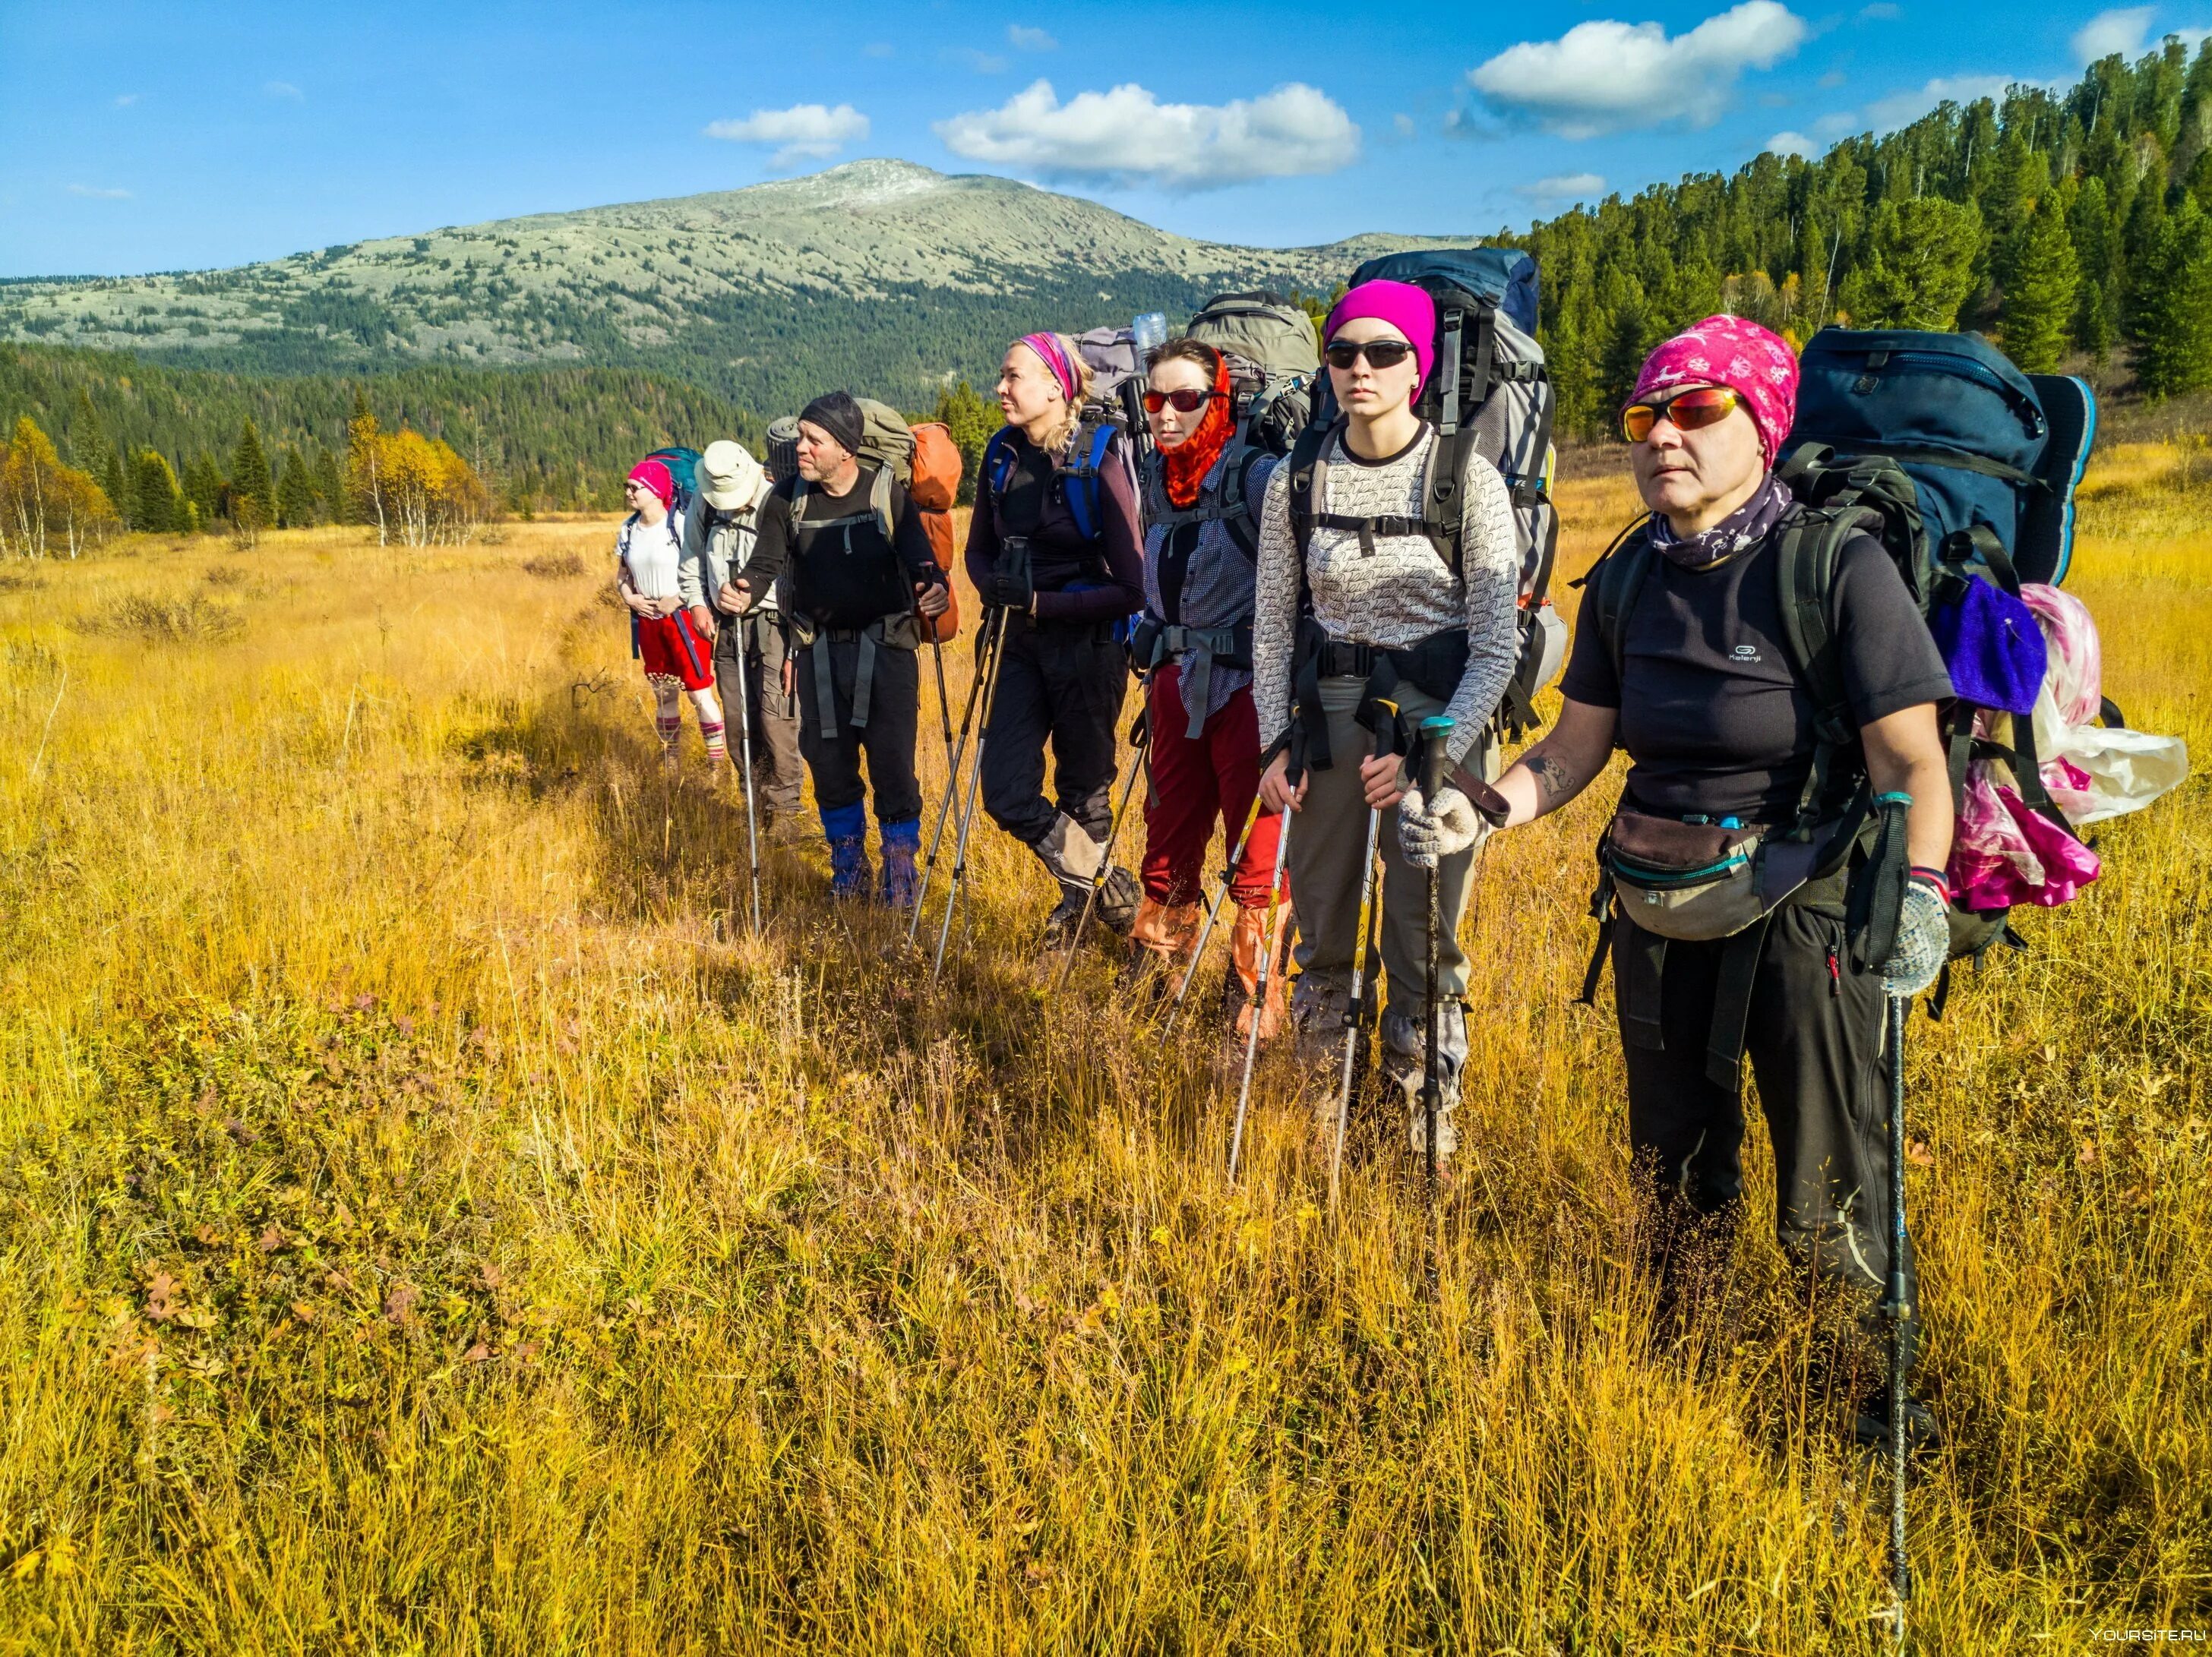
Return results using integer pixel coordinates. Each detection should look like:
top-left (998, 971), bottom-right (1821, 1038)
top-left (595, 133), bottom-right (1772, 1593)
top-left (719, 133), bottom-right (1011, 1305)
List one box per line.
top-left (981, 421), bottom-right (1117, 543)
top-left (643, 446), bottom-right (702, 516)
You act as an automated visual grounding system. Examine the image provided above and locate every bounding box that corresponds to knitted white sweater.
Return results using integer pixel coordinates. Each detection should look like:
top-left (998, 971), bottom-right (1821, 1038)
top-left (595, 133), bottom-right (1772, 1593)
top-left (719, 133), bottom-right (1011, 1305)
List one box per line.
top-left (1251, 422), bottom-right (1520, 768)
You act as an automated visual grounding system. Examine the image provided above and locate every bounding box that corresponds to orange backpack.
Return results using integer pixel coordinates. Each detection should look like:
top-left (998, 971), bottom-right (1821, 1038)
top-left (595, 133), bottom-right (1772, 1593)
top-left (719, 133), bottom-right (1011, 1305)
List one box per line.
top-left (908, 421), bottom-right (965, 642)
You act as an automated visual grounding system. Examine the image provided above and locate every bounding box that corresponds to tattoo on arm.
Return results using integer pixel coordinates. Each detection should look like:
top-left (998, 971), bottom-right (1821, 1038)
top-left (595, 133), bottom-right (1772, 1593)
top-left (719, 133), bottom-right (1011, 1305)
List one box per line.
top-left (1528, 752), bottom-right (1578, 800)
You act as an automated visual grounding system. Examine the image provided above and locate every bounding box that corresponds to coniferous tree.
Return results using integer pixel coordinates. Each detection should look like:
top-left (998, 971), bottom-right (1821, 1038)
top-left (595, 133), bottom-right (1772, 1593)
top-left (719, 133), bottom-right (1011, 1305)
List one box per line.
top-left (130, 450), bottom-right (185, 533)
top-left (228, 416), bottom-right (276, 525)
top-left (1838, 197), bottom-right (1983, 329)
top-left (1998, 196), bottom-right (2081, 371)
top-left (314, 447), bottom-right (345, 522)
top-left (181, 453), bottom-right (223, 527)
top-left (2135, 195), bottom-right (2212, 395)
top-left (276, 447), bottom-right (318, 527)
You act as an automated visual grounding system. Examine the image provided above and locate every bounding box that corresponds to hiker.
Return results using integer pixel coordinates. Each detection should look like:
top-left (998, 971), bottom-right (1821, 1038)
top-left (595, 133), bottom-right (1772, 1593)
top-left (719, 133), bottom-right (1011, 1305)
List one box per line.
top-left (680, 439), bottom-right (803, 828)
top-left (737, 393), bottom-right (951, 905)
top-left (964, 331), bottom-right (1146, 946)
top-left (1251, 279), bottom-right (1522, 1160)
top-left (1128, 336), bottom-right (1288, 1033)
top-left (1480, 315), bottom-right (1953, 1447)
top-left (617, 457), bottom-right (726, 780)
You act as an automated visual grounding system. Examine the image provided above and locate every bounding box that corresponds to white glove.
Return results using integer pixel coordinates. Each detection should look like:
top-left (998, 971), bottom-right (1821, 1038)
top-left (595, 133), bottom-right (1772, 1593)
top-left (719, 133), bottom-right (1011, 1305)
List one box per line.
top-left (1880, 877), bottom-right (1951, 998)
top-left (1397, 784), bottom-right (1487, 870)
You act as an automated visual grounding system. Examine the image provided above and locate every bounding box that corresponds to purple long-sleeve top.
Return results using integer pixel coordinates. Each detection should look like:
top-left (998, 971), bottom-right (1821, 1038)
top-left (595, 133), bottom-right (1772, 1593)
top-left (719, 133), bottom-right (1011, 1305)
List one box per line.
top-left (963, 426), bottom-right (1145, 623)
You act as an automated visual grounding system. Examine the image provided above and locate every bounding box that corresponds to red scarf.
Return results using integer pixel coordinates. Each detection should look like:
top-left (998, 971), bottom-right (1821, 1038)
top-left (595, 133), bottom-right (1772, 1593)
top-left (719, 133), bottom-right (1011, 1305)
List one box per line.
top-left (1159, 356), bottom-right (1237, 509)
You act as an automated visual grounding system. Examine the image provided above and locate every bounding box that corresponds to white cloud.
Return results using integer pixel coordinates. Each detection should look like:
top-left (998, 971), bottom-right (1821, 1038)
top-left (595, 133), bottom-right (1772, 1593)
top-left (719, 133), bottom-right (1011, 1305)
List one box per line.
top-left (68, 183), bottom-right (132, 199)
top-left (264, 80), bottom-right (304, 100)
top-left (1518, 172), bottom-right (1607, 202)
top-left (934, 80), bottom-right (1360, 190)
top-left (1007, 24), bottom-right (1057, 50)
top-left (112, 92), bottom-right (138, 107)
top-left (1818, 68), bottom-right (1848, 87)
top-left (1393, 112), bottom-right (1417, 138)
top-left (1767, 130), bottom-right (1820, 156)
top-left (704, 103), bottom-right (871, 167)
top-left (862, 42), bottom-right (894, 58)
top-left (1467, 1), bottom-right (1808, 138)
top-left (1863, 73), bottom-right (2018, 130)
top-left (1813, 110), bottom-right (1861, 138)
top-left (952, 48), bottom-right (1010, 73)
top-left (1858, 2), bottom-right (1901, 18)
top-left (2073, 7), bottom-right (2155, 62)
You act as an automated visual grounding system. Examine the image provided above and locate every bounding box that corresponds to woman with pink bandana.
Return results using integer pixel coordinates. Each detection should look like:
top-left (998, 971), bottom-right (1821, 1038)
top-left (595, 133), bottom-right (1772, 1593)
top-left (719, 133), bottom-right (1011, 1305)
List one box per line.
top-left (964, 330), bottom-right (1147, 948)
top-left (1484, 314), bottom-right (1954, 1456)
top-left (1250, 279), bottom-right (1522, 1163)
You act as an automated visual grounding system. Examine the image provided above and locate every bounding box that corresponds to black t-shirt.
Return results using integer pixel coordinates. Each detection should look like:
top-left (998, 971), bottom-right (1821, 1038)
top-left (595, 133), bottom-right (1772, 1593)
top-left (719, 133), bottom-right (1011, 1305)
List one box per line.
top-left (1559, 524), bottom-right (1952, 822)
top-left (745, 466), bottom-right (940, 630)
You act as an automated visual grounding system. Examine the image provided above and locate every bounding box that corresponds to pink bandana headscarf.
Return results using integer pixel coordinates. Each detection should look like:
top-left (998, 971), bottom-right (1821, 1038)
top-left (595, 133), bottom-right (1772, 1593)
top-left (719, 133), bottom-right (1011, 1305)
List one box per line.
top-left (1627, 315), bottom-right (1800, 463)
top-left (1017, 333), bottom-right (1079, 404)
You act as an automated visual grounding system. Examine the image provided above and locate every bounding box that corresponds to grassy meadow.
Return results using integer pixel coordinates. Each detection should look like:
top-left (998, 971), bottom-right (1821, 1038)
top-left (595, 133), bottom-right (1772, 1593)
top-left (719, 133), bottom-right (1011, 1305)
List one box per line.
top-left (0, 446), bottom-right (2204, 1652)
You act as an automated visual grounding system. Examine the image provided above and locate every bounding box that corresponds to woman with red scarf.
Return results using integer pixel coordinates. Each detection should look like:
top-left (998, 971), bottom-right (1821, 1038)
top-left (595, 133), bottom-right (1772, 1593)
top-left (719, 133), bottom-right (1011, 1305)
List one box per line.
top-left (1126, 337), bottom-right (1288, 1036)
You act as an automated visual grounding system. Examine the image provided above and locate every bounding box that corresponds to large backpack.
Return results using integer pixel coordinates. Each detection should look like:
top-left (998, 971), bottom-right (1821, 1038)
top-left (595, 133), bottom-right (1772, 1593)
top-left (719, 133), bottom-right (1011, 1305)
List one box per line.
top-left (788, 401), bottom-right (953, 634)
top-left (1072, 327), bottom-right (1143, 432)
top-left (643, 447), bottom-right (701, 516)
top-left (1288, 248), bottom-right (1566, 746)
top-left (981, 420), bottom-right (1124, 547)
top-left (907, 421), bottom-right (964, 642)
top-left (1582, 327), bottom-right (2102, 973)
top-left (1183, 290), bottom-right (1320, 457)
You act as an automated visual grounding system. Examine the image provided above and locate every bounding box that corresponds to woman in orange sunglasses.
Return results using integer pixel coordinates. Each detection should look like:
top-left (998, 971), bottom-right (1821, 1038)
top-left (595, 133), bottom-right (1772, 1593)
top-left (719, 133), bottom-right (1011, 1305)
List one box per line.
top-left (1477, 314), bottom-right (1956, 1457)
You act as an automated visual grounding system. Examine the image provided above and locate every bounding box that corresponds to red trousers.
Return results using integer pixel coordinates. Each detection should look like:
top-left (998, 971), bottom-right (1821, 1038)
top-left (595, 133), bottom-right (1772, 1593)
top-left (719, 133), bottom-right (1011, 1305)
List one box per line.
top-left (1139, 664), bottom-right (1285, 911)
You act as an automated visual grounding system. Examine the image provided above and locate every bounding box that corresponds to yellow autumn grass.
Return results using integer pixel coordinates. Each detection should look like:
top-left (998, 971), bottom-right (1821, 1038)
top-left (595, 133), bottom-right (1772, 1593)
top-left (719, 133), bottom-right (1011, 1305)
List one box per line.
top-left (0, 447), bottom-right (2202, 1652)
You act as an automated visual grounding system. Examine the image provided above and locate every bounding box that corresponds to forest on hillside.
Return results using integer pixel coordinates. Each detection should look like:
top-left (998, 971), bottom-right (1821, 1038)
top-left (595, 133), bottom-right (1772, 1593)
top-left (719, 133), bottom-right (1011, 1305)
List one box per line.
top-left (1513, 36), bottom-right (2212, 436)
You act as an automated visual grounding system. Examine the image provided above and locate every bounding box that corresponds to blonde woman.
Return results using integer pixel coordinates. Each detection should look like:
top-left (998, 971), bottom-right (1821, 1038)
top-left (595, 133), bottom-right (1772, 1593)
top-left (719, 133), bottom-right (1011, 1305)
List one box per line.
top-left (962, 332), bottom-right (1146, 947)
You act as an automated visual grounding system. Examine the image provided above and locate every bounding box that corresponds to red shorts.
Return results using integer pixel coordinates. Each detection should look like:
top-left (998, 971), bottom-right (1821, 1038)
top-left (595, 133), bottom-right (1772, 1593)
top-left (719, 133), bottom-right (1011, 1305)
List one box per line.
top-left (636, 611), bottom-right (714, 691)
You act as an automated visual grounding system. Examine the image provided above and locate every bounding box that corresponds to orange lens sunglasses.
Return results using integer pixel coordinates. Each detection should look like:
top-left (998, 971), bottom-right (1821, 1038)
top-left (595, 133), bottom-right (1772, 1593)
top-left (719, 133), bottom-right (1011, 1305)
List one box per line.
top-left (1620, 385), bottom-right (1743, 443)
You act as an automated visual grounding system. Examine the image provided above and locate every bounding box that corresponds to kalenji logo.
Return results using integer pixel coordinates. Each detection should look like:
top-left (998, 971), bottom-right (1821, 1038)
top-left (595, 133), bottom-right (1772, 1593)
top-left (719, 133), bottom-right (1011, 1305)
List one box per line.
top-left (1731, 643), bottom-right (1762, 663)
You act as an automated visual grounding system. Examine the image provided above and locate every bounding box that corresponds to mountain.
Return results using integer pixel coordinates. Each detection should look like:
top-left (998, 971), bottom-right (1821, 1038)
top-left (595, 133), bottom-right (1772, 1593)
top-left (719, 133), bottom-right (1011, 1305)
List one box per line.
top-left (0, 161), bottom-right (1453, 415)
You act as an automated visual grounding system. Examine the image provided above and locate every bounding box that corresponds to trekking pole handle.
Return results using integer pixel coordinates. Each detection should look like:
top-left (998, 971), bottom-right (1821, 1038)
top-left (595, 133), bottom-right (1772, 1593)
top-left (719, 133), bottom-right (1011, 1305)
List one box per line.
top-left (1418, 715), bottom-right (1454, 800)
top-left (1370, 699), bottom-right (1401, 765)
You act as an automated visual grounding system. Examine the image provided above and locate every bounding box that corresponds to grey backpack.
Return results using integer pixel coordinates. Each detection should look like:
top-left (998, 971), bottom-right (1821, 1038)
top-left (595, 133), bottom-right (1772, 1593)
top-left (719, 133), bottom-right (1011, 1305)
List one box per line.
top-left (1183, 290), bottom-right (1320, 456)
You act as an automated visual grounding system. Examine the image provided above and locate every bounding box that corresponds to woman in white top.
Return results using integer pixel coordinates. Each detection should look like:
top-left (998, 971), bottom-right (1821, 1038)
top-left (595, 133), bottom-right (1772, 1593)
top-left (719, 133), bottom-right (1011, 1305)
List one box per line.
top-left (617, 457), bottom-right (725, 778)
top-left (1251, 279), bottom-right (1520, 1163)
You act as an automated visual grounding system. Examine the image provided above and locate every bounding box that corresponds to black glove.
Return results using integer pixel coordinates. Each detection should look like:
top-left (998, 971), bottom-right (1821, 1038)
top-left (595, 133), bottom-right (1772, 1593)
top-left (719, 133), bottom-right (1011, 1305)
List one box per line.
top-left (981, 561), bottom-right (1033, 612)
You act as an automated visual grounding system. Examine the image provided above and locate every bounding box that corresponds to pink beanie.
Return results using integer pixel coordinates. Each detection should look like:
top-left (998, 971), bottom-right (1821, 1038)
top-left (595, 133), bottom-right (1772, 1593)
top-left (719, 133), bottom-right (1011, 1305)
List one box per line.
top-left (1628, 315), bottom-right (1800, 462)
top-left (1323, 280), bottom-right (1436, 397)
top-left (626, 459), bottom-right (676, 510)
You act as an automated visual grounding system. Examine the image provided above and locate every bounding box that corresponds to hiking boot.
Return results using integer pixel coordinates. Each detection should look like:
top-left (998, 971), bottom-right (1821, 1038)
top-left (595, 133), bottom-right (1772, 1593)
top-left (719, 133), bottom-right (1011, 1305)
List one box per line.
top-left (878, 818), bottom-right (922, 911)
top-left (1031, 813), bottom-right (1120, 948)
top-left (1124, 896), bottom-right (1202, 994)
top-left (1381, 1002), bottom-right (1468, 1162)
top-left (1226, 900), bottom-right (1291, 1041)
top-left (1038, 885), bottom-right (1088, 950)
top-left (1852, 1390), bottom-right (1941, 1457)
top-left (1094, 866), bottom-right (1141, 938)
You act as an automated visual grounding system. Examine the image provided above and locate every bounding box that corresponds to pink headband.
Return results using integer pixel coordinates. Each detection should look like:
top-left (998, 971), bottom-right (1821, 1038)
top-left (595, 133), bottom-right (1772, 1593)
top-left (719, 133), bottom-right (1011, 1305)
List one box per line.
top-left (1017, 333), bottom-right (1079, 404)
top-left (1628, 315), bottom-right (1800, 462)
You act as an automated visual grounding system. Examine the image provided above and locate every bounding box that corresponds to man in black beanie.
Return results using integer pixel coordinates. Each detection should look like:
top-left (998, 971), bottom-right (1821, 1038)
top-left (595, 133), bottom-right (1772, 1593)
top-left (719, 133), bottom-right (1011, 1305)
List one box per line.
top-left (738, 393), bottom-right (949, 907)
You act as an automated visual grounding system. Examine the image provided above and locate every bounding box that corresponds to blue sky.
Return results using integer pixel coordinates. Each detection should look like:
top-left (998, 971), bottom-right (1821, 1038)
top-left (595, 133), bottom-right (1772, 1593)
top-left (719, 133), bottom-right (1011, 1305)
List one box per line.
top-left (2, 0), bottom-right (2202, 278)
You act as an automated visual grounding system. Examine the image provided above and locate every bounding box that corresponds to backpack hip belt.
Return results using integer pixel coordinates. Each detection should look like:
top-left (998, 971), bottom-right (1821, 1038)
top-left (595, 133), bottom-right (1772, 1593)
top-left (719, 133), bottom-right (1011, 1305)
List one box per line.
top-left (1290, 619), bottom-right (1468, 771)
top-left (792, 611), bottom-right (923, 740)
top-left (1132, 617), bottom-right (1253, 737)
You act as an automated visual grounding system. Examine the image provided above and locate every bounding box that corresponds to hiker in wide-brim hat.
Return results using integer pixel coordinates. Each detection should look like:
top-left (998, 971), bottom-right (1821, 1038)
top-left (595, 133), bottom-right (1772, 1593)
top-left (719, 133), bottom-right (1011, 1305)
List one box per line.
top-left (964, 332), bottom-right (1148, 950)
top-left (1477, 314), bottom-right (1954, 1452)
top-left (681, 438), bottom-right (804, 829)
top-left (1250, 279), bottom-right (1522, 1163)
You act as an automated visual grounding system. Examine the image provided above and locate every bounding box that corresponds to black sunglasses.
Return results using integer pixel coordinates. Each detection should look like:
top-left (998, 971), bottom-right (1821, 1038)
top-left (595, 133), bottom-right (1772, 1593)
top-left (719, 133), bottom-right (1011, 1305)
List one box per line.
top-left (1325, 339), bottom-right (1418, 370)
top-left (1142, 387), bottom-right (1216, 414)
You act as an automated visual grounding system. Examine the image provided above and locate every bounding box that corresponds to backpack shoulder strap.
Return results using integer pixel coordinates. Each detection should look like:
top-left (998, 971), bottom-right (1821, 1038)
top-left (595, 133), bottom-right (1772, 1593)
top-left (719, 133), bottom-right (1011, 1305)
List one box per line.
top-left (1420, 425), bottom-right (1467, 576)
top-left (1772, 505), bottom-right (1865, 750)
top-left (870, 466), bottom-right (896, 545)
top-left (1221, 447), bottom-right (1264, 562)
top-left (981, 428), bottom-right (1019, 501)
top-left (1581, 516), bottom-right (1657, 690)
top-left (1062, 422), bottom-right (1115, 543)
top-left (1285, 418), bottom-right (1337, 565)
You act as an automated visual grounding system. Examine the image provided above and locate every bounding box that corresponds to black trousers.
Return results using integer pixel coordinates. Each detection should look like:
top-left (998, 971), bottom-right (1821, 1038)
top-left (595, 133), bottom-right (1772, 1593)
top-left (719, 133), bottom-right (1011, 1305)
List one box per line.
top-left (1614, 901), bottom-right (1919, 1363)
top-left (796, 634), bottom-right (921, 825)
top-left (979, 619), bottom-right (1129, 847)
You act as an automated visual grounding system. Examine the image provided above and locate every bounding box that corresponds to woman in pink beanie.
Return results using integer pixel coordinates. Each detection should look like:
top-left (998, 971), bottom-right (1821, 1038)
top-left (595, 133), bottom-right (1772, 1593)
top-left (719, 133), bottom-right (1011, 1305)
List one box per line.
top-left (617, 457), bottom-right (727, 780)
top-left (1246, 276), bottom-right (1523, 1166)
top-left (1476, 312), bottom-right (1956, 1456)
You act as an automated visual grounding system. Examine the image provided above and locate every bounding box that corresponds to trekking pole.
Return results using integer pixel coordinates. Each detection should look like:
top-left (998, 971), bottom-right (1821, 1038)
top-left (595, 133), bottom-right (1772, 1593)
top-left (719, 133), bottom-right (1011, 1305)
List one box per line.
top-left (1417, 716), bottom-right (1455, 1212)
top-left (1885, 989), bottom-right (1911, 1653)
top-left (1329, 701), bottom-right (1400, 1217)
top-left (1156, 792), bottom-right (1265, 1049)
top-left (906, 607), bottom-right (1004, 948)
top-left (931, 606), bottom-right (1013, 983)
top-left (1054, 702), bottom-right (1149, 988)
top-left (930, 633), bottom-right (954, 765)
top-left (730, 615), bottom-right (763, 933)
top-left (1228, 725), bottom-right (1303, 1184)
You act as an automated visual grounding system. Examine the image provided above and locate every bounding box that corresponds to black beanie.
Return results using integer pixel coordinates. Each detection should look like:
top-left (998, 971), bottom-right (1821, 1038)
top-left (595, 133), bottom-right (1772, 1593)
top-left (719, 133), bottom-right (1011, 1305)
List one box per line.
top-left (797, 392), bottom-right (865, 461)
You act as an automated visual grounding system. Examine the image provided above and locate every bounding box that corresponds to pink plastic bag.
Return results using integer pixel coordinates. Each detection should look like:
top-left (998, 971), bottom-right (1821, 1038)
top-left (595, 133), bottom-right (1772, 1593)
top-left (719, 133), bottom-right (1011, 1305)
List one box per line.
top-left (2019, 584), bottom-right (2102, 727)
top-left (1951, 770), bottom-right (2102, 911)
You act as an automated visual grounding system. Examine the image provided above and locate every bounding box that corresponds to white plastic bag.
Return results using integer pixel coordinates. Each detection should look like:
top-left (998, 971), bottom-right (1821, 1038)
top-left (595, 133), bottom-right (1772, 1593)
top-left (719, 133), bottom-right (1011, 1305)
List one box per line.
top-left (2021, 584), bottom-right (2189, 827)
